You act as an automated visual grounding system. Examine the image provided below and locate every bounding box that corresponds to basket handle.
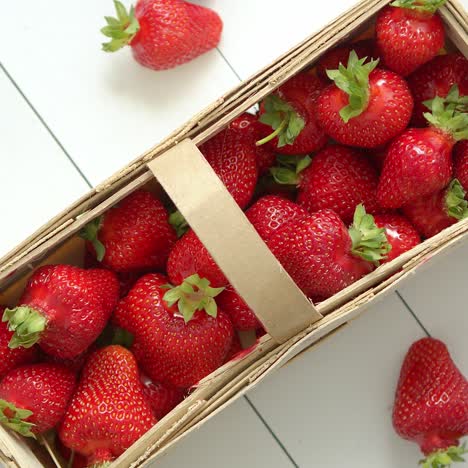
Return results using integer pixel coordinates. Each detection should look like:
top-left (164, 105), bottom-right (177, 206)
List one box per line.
top-left (147, 139), bottom-right (322, 343)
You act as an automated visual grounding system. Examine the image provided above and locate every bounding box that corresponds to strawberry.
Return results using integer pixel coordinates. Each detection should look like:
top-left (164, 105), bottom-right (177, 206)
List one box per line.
top-left (216, 285), bottom-right (261, 331)
top-left (373, 213), bottom-right (421, 262)
top-left (0, 363), bottom-right (76, 437)
top-left (199, 126), bottom-right (258, 209)
top-left (59, 346), bottom-right (156, 466)
top-left (140, 375), bottom-right (185, 420)
top-left (246, 195), bottom-right (308, 241)
top-left (407, 54), bottom-right (468, 126)
top-left (376, 1), bottom-right (445, 77)
top-left (393, 338), bottom-right (468, 467)
top-left (256, 72), bottom-right (328, 155)
top-left (271, 146), bottom-right (379, 225)
top-left (113, 273), bottom-right (233, 388)
top-left (40, 345), bottom-right (95, 375)
top-left (82, 190), bottom-right (176, 273)
top-left (167, 229), bottom-right (227, 288)
top-left (0, 306), bottom-right (37, 379)
top-left (224, 331), bottom-right (242, 362)
top-left (402, 179), bottom-right (468, 238)
top-left (101, 0), bottom-right (222, 71)
top-left (266, 205), bottom-right (390, 300)
top-left (377, 86), bottom-right (468, 209)
top-left (454, 141), bottom-right (468, 192)
top-left (316, 52), bottom-right (413, 148)
top-left (229, 113), bottom-right (276, 175)
top-left (2, 265), bottom-right (119, 359)
top-left (316, 39), bottom-right (378, 81)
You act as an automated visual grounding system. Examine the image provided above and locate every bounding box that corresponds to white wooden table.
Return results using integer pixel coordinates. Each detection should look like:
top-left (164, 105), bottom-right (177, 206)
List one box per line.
top-left (1, 1), bottom-right (467, 467)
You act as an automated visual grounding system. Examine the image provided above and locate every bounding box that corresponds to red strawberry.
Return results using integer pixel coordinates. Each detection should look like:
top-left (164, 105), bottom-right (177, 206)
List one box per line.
top-left (101, 0), bottom-right (222, 71)
top-left (216, 285), bottom-right (261, 331)
top-left (40, 345), bottom-right (95, 375)
top-left (266, 205), bottom-right (390, 300)
top-left (402, 179), bottom-right (468, 238)
top-left (113, 273), bottom-right (233, 388)
top-left (454, 141), bottom-right (468, 192)
top-left (230, 113), bottom-right (276, 175)
top-left (0, 363), bottom-right (76, 436)
top-left (256, 72), bottom-right (327, 155)
top-left (82, 190), bottom-right (176, 273)
top-left (373, 213), bottom-right (421, 262)
top-left (0, 306), bottom-right (37, 379)
top-left (273, 145), bottom-right (379, 225)
top-left (246, 195), bottom-right (308, 241)
top-left (2, 265), bottom-right (119, 359)
top-left (141, 375), bottom-right (185, 420)
top-left (167, 229), bottom-right (227, 288)
top-left (407, 54), bottom-right (468, 126)
top-left (316, 39), bottom-right (378, 81)
top-left (59, 346), bottom-right (156, 466)
top-left (377, 86), bottom-right (467, 209)
top-left (316, 52), bottom-right (413, 148)
top-left (224, 331), bottom-right (242, 362)
top-left (199, 127), bottom-right (258, 209)
top-left (393, 338), bottom-right (468, 466)
top-left (376, 2), bottom-right (445, 77)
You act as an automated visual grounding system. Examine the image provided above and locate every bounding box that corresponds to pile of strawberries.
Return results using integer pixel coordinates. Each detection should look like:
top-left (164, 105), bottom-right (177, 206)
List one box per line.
top-left (0, 0), bottom-right (467, 467)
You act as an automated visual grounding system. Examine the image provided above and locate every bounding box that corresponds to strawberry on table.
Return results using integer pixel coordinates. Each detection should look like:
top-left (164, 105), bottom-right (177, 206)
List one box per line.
top-left (256, 72), bottom-right (327, 155)
top-left (377, 85), bottom-right (468, 209)
top-left (373, 213), bottom-right (421, 262)
top-left (0, 363), bottom-right (76, 437)
top-left (82, 190), bottom-right (177, 273)
top-left (316, 52), bottom-right (413, 148)
top-left (266, 204), bottom-right (391, 300)
top-left (393, 338), bottom-right (468, 467)
top-left (454, 141), bottom-right (468, 192)
top-left (402, 179), bottom-right (468, 238)
top-left (376, 0), bottom-right (446, 77)
top-left (113, 273), bottom-right (233, 389)
top-left (59, 346), bottom-right (156, 466)
top-left (2, 265), bottom-right (120, 359)
top-left (0, 306), bottom-right (37, 379)
top-left (141, 375), bottom-right (185, 420)
top-left (271, 146), bottom-right (379, 225)
top-left (407, 53), bottom-right (468, 126)
top-left (101, 0), bottom-right (222, 70)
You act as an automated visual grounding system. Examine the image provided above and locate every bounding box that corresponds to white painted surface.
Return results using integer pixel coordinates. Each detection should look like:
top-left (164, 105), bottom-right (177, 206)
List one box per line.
top-left (1, 0), bottom-right (467, 467)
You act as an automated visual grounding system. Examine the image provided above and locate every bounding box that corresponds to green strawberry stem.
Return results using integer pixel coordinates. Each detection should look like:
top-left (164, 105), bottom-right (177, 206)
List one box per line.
top-left (270, 155), bottom-right (312, 185)
top-left (419, 444), bottom-right (467, 468)
top-left (163, 274), bottom-right (224, 323)
top-left (326, 51), bottom-right (379, 123)
top-left (349, 204), bottom-right (391, 263)
top-left (445, 179), bottom-right (468, 220)
top-left (80, 217), bottom-right (106, 262)
top-left (256, 95), bottom-right (305, 148)
top-left (169, 211), bottom-right (190, 238)
top-left (423, 85), bottom-right (468, 141)
top-left (0, 399), bottom-right (35, 438)
top-left (390, 0), bottom-right (446, 14)
top-left (2, 306), bottom-right (46, 349)
top-left (101, 0), bottom-right (140, 52)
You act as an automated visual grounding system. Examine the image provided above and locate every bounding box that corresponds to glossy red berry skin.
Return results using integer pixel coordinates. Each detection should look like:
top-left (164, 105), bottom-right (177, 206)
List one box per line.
top-left (454, 141), bottom-right (468, 192)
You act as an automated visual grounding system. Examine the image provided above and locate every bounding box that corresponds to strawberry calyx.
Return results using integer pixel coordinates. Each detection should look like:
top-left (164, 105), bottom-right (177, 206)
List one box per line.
top-left (2, 306), bottom-right (46, 349)
top-left (87, 448), bottom-right (114, 468)
top-left (0, 399), bottom-right (35, 438)
top-left (390, 0), bottom-right (446, 14)
top-left (101, 0), bottom-right (140, 52)
top-left (349, 204), bottom-right (391, 263)
top-left (445, 179), bottom-right (468, 220)
top-left (270, 155), bottom-right (312, 185)
top-left (80, 217), bottom-right (106, 262)
top-left (169, 211), bottom-right (189, 238)
top-left (419, 444), bottom-right (467, 468)
top-left (423, 85), bottom-right (468, 142)
top-left (326, 51), bottom-right (379, 123)
top-left (256, 95), bottom-right (305, 148)
top-left (163, 274), bottom-right (225, 323)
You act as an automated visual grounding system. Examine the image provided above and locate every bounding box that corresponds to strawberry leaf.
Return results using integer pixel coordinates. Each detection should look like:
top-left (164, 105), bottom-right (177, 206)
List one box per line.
top-left (419, 444), bottom-right (467, 468)
top-left (445, 179), bottom-right (468, 220)
top-left (0, 399), bottom-right (36, 438)
top-left (326, 51), bottom-right (379, 123)
top-left (80, 217), bottom-right (105, 262)
top-left (3, 306), bottom-right (46, 349)
top-left (270, 154), bottom-right (311, 185)
top-left (169, 211), bottom-right (189, 238)
top-left (391, 0), bottom-right (446, 14)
